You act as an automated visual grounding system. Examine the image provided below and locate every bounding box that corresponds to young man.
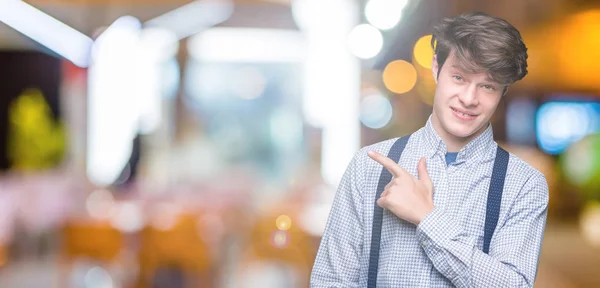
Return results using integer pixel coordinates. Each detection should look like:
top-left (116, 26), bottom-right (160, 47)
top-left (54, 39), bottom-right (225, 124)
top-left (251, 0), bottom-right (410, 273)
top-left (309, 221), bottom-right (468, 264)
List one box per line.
top-left (310, 12), bottom-right (548, 287)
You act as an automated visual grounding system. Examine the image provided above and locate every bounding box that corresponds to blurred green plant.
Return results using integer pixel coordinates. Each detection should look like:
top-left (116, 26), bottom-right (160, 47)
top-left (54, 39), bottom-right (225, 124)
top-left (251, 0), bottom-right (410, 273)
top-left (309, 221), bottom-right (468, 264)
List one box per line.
top-left (7, 88), bottom-right (66, 171)
top-left (560, 133), bottom-right (600, 201)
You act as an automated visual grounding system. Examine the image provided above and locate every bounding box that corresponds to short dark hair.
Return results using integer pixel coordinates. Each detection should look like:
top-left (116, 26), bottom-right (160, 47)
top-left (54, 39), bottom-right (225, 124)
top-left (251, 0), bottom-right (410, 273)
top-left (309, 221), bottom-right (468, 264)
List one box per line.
top-left (431, 12), bottom-right (528, 86)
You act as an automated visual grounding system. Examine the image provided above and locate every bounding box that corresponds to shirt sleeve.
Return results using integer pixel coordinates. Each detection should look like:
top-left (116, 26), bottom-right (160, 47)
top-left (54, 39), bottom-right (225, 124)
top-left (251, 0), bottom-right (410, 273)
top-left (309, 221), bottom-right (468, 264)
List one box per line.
top-left (310, 149), bottom-right (366, 287)
top-left (415, 173), bottom-right (549, 288)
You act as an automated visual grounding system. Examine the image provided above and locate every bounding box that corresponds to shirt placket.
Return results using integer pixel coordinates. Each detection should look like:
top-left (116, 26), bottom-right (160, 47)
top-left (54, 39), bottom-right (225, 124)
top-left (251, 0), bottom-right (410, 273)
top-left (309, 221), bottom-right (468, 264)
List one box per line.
top-left (425, 152), bottom-right (449, 288)
top-left (437, 152), bottom-right (451, 208)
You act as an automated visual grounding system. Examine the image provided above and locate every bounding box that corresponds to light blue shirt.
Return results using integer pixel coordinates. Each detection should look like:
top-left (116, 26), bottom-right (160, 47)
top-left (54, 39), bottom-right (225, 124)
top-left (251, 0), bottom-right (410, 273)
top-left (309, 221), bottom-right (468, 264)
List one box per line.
top-left (445, 152), bottom-right (458, 166)
top-left (310, 115), bottom-right (549, 287)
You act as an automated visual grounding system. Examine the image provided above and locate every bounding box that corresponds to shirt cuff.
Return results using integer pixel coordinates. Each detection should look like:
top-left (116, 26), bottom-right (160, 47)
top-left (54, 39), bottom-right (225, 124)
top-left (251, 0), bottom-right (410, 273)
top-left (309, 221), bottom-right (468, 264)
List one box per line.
top-left (416, 206), bottom-right (462, 248)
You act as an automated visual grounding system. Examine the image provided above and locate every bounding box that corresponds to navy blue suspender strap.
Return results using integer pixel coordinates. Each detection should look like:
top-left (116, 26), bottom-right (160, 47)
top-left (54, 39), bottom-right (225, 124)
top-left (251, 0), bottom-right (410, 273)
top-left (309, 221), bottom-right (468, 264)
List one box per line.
top-left (367, 134), bottom-right (412, 288)
top-left (483, 146), bottom-right (509, 254)
top-left (366, 136), bottom-right (509, 287)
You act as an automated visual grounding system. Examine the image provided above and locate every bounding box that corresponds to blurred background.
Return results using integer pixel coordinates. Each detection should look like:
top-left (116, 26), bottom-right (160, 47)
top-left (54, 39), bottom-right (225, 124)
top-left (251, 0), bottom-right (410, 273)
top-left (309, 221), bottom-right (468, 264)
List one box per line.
top-left (0, 0), bottom-right (599, 287)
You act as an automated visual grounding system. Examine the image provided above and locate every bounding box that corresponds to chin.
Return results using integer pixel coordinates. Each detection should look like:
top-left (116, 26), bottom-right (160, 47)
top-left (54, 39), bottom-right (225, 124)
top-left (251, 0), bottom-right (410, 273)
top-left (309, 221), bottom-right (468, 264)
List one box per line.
top-left (448, 127), bottom-right (478, 139)
top-left (444, 116), bottom-right (482, 138)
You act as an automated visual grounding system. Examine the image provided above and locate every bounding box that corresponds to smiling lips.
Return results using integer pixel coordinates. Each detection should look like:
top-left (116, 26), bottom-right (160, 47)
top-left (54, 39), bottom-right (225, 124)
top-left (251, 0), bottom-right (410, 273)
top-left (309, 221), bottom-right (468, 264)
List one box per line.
top-left (451, 107), bottom-right (477, 120)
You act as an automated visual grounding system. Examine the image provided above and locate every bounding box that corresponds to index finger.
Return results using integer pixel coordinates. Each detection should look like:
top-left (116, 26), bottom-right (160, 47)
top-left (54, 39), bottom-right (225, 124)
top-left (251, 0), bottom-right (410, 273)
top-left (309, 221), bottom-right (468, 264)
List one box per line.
top-left (367, 151), bottom-right (408, 178)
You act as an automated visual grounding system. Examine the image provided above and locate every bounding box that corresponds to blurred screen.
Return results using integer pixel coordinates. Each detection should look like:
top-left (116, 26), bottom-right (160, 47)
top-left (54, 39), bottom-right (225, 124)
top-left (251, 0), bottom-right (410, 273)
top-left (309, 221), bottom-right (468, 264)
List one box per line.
top-left (536, 98), bottom-right (600, 155)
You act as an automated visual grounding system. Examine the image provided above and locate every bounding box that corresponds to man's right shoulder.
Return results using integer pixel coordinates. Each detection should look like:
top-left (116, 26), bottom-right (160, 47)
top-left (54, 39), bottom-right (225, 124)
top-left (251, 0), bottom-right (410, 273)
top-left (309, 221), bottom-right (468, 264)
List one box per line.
top-left (343, 135), bottom-right (414, 195)
top-left (358, 133), bottom-right (416, 158)
top-left (349, 134), bottom-right (416, 175)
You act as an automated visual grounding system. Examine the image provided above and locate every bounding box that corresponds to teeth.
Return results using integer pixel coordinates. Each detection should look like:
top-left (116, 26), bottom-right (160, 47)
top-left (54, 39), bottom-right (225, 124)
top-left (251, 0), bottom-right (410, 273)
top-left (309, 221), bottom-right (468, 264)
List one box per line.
top-left (455, 109), bottom-right (473, 117)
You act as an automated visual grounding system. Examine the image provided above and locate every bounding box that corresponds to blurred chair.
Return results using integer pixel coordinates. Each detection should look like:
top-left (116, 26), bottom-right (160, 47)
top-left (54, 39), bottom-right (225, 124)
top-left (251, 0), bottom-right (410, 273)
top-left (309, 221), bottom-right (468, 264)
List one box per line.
top-left (136, 213), bottom-right (214, 288)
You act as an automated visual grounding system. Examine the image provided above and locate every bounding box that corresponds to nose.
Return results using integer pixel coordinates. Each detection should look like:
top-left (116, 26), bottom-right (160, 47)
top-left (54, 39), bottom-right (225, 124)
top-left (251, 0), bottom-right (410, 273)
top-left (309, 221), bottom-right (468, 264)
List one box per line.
top-left (458, 85), bottom-right (479, 107)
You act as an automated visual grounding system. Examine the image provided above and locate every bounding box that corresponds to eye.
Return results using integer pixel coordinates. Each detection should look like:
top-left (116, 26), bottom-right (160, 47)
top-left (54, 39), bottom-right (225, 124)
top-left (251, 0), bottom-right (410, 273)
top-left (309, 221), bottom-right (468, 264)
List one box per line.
top-left (452, 75), bottom-right (464, 82)
top-left (482, 84), bottom-right (496, 91)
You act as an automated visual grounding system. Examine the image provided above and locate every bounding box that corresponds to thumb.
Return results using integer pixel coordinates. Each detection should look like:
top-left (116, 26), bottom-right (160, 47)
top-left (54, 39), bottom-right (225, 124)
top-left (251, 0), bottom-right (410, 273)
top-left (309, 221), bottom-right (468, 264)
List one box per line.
top-left (418, 157), bottom-right (433, 192)
top-left (376, 195), bottom-right (388, 209)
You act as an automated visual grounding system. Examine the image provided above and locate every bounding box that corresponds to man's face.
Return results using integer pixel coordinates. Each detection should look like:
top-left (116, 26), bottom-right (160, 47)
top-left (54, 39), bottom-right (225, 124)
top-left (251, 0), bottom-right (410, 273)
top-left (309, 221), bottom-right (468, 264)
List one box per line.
top-left (430, 52), bottom-right (504, 144)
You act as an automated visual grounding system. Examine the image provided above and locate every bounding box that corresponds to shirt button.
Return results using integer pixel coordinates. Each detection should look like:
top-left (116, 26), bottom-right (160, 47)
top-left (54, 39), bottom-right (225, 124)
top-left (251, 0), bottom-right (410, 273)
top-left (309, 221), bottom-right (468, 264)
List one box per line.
top-left (421, 240), bottom-right (429, 247)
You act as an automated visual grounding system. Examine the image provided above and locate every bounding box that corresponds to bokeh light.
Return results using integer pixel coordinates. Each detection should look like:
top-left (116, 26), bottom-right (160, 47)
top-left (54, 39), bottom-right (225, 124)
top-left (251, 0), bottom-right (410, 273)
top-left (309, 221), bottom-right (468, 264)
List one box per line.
top-left (555, 10), bottom-right (600, 91)
top-left (413, 34), bottom-right (434, 69)
top-left (536, 102), bottom-right (600, 155)
top-left (109, 201), bottom-right (144, 233)
top-left (562, 133), bottom-right (600, 193)
top-left (360, 93), bottom-right (393, 129)
top-left (276, 215), bottom-right (292, 231)
top-left (271, 230), bottom-right (290, 249)
top-left (580, 201), bottom-right (600, 248)
top-left (150, 202), bottom-right (181, 231)
top-left (347, 24), bottom-right (383, 59)
top-left (86, 189), bottom-right (116, 220)
top-left (84, 266), bottom-right (114, 288)
top-left (522, 10), bottom-right (600, 91)
top-left (233, 67), bottom-right (267, 100)
top-left (364, 0), bottom-right (408, 30)
top-left (382, 60), bottom-right (417, 94)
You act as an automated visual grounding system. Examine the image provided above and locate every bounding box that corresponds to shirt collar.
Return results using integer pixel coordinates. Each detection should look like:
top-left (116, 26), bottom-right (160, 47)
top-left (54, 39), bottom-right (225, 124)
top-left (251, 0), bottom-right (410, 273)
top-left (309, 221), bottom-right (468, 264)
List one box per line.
top-left (421, 115), bottom-right (446, 159)
top-left (421, 114), bottom-right (495, 164)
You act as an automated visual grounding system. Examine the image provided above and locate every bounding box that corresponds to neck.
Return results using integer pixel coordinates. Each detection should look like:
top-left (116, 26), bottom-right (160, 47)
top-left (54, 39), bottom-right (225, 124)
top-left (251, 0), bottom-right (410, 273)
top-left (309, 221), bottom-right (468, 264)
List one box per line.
top-left (430, 113), bottom-right (487, 153)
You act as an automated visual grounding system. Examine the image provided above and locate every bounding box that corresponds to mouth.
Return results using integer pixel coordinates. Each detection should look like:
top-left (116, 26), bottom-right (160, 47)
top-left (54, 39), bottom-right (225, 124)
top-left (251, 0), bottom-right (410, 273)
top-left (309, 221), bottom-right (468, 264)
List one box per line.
top-left (451, 107), bottom-right (477, 120)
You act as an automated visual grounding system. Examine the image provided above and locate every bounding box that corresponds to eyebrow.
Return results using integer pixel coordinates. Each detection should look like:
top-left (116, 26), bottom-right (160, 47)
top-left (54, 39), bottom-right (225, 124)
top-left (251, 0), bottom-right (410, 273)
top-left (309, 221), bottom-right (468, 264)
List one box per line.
top-left (484, 78), bottom-right (498, 84)
top-left (450, 65), bottom-right (500, 85)
top-left (484, 78), bottom-right (503, 86)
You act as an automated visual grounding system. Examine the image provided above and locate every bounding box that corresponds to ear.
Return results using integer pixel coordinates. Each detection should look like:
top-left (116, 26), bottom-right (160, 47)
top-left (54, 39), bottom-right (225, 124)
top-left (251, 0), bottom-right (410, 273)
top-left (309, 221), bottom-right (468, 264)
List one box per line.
top-left (431, 54), bottom-right (439, 84)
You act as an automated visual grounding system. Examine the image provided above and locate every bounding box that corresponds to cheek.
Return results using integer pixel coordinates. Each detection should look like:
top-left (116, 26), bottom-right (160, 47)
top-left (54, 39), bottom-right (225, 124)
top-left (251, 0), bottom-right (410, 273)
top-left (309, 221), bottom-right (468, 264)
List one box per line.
top-left (480, 95), bottom-right (502, 114)
top-left (432, 92), bottom-right (451, 116)
top-left (434, 82), bottom-right (460, 103)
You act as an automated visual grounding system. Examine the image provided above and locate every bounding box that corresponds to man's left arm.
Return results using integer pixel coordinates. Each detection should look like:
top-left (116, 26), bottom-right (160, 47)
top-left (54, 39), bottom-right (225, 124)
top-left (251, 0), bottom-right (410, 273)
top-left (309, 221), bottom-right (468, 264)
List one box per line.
top-left (415, 173), bottom-right (549, 288)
